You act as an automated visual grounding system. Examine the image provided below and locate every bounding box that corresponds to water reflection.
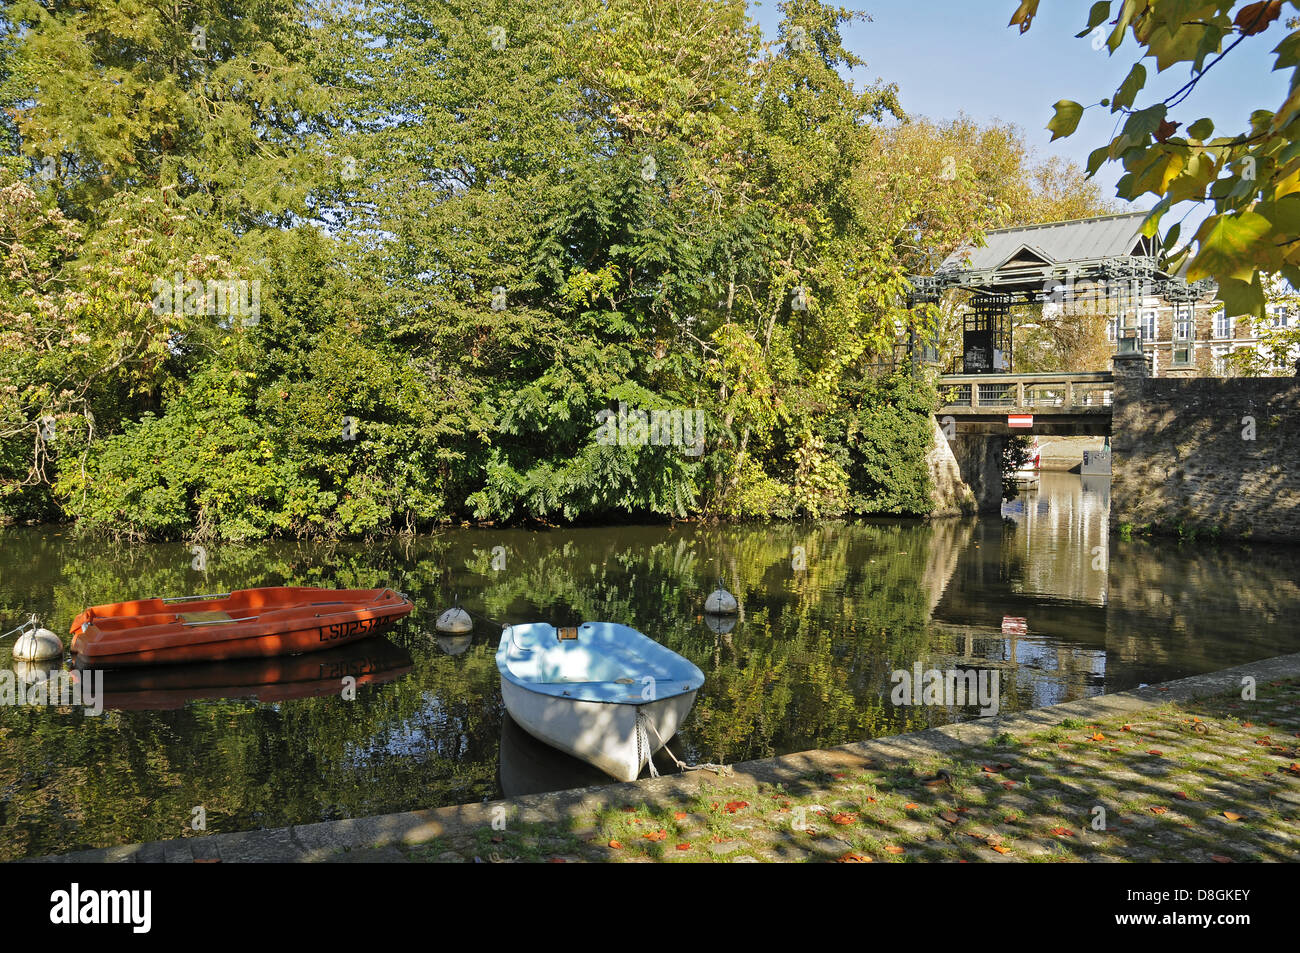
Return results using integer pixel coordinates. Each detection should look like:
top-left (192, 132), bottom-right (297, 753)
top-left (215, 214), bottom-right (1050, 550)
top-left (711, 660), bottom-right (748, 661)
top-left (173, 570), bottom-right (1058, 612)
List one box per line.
top-left (93, 638), bottom-right (413, 711)
top-left (3, 473), bottom-right (1300, 858)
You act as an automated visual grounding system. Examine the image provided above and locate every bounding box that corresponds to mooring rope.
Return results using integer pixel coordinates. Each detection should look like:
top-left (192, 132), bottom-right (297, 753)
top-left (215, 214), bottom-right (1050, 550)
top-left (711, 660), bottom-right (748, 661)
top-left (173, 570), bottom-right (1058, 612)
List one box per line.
top-left (440, 594), bottom-right (512, 632)
top-left (635, 708), bottom-right (733, 777)
top-left (0, 615), bottom-right (37, 641)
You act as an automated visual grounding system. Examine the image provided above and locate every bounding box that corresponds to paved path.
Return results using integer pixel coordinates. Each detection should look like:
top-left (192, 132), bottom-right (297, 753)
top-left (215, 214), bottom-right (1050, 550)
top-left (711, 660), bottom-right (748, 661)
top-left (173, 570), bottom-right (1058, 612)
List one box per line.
top-left (32, 653), bottom-right (1300, 863)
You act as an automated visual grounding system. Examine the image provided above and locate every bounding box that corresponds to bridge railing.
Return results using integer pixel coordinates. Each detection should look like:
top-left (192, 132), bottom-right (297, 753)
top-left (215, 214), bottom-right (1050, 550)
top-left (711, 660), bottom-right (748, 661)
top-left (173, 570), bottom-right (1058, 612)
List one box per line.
top-left (938, 372), bottom-right (1114, 412)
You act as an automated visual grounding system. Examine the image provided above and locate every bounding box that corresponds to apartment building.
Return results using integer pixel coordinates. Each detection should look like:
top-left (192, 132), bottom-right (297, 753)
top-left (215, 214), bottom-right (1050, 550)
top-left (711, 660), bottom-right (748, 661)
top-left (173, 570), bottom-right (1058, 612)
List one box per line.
top-left (1101, 299), bottom-right (1298, 377)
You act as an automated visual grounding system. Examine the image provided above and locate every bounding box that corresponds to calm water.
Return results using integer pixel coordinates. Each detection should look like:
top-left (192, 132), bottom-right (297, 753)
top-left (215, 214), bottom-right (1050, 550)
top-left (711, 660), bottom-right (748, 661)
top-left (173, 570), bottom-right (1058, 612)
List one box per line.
top-left (4, 472), bottom-right (1300, 860)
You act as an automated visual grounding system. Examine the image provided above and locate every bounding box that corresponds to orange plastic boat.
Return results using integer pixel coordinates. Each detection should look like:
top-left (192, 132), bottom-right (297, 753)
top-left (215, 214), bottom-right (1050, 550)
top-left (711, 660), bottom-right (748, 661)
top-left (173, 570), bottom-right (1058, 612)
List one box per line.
top-left (70, 587), bottom-right (414, 668)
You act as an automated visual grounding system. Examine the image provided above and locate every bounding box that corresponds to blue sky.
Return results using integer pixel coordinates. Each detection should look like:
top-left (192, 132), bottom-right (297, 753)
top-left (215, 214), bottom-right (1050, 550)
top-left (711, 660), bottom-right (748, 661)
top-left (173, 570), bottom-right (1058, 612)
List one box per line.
top-left (749, 1), bottom-right (1290, 225)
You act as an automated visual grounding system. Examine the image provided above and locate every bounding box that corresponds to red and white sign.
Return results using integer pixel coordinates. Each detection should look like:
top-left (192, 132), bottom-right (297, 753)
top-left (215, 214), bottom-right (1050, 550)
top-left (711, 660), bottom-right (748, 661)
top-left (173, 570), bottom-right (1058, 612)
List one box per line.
top-left (1008, 414), bottom-right (1033, 429)
top-left (1002, 616), bottom-right (1027, 636)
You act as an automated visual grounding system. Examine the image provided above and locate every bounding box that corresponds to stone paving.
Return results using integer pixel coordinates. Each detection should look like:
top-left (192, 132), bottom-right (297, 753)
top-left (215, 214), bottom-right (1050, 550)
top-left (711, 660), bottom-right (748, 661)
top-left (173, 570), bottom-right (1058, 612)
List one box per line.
top-left (31, 653), bottom-right (1300, 864)
top-left (398, 677), bottom-right (1300, 864)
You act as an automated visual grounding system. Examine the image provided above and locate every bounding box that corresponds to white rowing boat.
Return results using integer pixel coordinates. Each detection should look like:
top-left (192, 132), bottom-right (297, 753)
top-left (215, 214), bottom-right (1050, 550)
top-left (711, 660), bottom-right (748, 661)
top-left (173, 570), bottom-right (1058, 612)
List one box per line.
top-left (495, 622), bottom-right (705, 782)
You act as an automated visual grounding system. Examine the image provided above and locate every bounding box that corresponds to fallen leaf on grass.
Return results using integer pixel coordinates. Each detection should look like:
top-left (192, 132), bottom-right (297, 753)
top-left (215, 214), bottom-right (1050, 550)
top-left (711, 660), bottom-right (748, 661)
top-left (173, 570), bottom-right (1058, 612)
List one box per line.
top-left (1174, 791), bottom-right (1190, 800)
top-left (1147, 750), bottom-right (1163, 756)
top-left (1089, 732), bottom-right (1105, 741)
top-left (674, 812), bottom-right (688, 820)
top-left (1210, 854), bottom-right (1234, 863)
top-left (903, 802), bottom-right (919, 810)
top-left (990, 845), bottom-right (1012, 855)
top-left (884, 845), bottom-right (905, 854)
top-left (1150, 806), bottom-right (1168, 815)
top-left (643, 829), bottom-right (668, 841)
top-left (609, 840), bottom-right (624, 849)
top-left (724, 800), bottom-right (749, 814)
top-left (831, 813), bottom-right (857, 825)
top-left (1049, 827), bottom-right (1075, 837)
top-left (939, 811), bottom-right (960, 824)
top-left (837, 852), bottom-right (872, 863)
top-left (1222, 811), bottom-right (1244, 822)
top-left (1000, 781), bottom-right (1016, 789)
top-left (676, 843), bottom-right (691, 851)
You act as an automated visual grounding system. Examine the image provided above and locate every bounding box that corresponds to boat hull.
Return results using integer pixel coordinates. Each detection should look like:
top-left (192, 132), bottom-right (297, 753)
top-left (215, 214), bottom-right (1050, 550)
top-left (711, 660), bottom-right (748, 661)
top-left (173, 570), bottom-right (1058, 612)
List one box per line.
top-left (501, 677), bottom-right (697, 783)
top-left (495, 621), bottom-right (704, 783)
top-left (70, 587), bottom-right (414, 668)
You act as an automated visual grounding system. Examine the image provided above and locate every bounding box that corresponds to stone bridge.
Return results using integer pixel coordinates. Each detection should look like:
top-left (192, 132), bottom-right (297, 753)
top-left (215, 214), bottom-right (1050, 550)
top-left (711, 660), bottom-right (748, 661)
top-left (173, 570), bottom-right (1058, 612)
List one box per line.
top-left (933, 353), bottom-right (1300, 541)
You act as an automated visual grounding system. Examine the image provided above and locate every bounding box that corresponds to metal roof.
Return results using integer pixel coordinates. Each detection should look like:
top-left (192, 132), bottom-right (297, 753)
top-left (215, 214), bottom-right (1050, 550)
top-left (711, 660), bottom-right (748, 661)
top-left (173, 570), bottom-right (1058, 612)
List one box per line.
top-left (939, 211), bottom-right (1154, 273)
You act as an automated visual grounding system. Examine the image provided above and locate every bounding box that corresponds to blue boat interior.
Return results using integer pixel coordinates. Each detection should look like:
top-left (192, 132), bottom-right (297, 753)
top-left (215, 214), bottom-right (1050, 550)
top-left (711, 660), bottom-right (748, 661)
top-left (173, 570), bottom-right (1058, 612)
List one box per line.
top-left (496, 622), bottom-right (704, 703)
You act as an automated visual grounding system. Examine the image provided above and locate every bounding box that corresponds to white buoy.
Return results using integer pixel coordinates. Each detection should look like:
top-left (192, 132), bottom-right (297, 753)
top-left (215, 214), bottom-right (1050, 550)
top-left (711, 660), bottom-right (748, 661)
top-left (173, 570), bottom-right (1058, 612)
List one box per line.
top-left (13, 658), bottom-right (60, 685)
top-left (435, 607), bottom-right (473, 634)
top-left (704, 586), bottom-right (738, 616)
top-left (436, 634), bottom-right (473, 656)
top-left (13, 627), bottom-right (63, 661)
top-left (704, 612), bottom-right (737, 635)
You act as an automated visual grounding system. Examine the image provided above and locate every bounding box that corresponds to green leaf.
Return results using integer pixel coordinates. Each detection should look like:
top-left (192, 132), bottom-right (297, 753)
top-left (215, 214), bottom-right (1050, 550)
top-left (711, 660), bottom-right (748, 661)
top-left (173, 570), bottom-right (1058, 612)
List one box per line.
top-left (1048, 100), bottom-right (1085, 141)
top-left (1086, 145), bottom-right (1111, 177)
top-left (1113, 63), bottom-right (1146, 111)
top-left (1188, 212), bottom-right (1273, 283)
top-left (1122, 103), bottom-right (1167, 142)
top-left (1082, 1), bottom-right (1112, 36)
top-left (1162, 221), bottom-right (1181, 252)
top-left (1273, 29), bottom-right (1300, 70)
top-left (1186, 117), bottom-right (1214, 140)
top-left (1213, 275), bottom-right (1266, 319)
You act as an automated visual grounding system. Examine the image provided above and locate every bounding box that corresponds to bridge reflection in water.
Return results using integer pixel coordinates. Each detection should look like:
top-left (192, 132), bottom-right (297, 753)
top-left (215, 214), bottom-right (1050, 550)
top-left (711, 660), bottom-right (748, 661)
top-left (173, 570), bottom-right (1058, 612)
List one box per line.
top-left (924, 470), bottom-right (1300, 712)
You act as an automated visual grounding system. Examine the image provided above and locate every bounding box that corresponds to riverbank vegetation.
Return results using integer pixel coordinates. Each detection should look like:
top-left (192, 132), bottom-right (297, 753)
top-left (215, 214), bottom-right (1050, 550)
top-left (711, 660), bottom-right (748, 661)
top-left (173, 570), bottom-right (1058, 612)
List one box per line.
top-left (1, 0), bottom-right (1108, 540)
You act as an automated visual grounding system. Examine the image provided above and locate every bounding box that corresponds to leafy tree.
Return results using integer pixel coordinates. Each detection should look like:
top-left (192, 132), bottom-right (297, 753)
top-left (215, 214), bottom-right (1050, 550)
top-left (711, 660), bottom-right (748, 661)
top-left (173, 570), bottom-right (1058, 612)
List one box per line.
top-left (1016, 0), bottom-right (1300, 317)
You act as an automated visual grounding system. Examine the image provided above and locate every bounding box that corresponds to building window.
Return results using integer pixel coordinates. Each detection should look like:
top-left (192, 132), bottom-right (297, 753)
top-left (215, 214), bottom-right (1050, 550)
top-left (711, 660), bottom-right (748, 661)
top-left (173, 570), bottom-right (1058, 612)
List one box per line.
top-left (1139, 309), bottom-right (1157, 341)
top-left (1212, 307), bottom-right (1230, 339)
top-left (1212, 344), bottom-right (1230, 375)
top-left (1106, 316), bottom-right (1118, 342)
top-left (1269, 305), bottom-right (1290, 328)
top-left (1173, 303), bottom-right (1193, 341)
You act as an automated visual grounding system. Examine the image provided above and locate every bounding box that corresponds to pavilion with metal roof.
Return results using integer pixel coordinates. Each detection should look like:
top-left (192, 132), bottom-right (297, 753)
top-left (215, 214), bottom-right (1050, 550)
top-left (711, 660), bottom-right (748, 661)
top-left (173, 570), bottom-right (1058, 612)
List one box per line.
top-left (907, 211), bottom-right (1216, 374)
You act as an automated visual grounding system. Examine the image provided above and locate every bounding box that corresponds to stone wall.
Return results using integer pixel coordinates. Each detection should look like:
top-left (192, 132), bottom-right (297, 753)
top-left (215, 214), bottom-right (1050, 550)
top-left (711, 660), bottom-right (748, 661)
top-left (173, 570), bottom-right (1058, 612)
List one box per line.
top-left (1111, 375), bottom-right (1300, 541)
top-left (942, 430), bottom-right (1005, 515)
top-left (926, 417), bottom-right (978, 516)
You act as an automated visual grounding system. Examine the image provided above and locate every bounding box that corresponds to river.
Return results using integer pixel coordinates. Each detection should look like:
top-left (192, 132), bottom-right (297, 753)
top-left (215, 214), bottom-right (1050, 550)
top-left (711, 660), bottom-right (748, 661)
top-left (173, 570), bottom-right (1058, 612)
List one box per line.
top-left (3, 471), bottom-right (1299, 859)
